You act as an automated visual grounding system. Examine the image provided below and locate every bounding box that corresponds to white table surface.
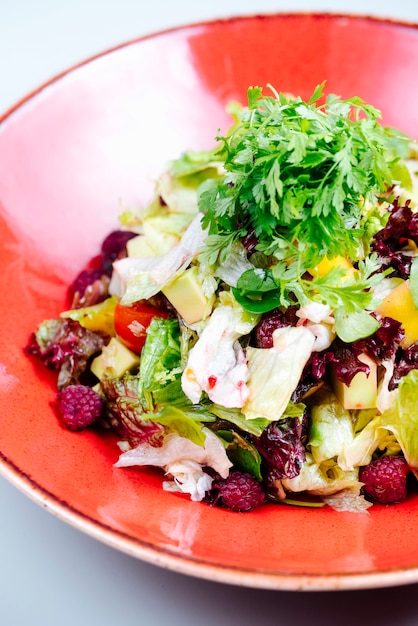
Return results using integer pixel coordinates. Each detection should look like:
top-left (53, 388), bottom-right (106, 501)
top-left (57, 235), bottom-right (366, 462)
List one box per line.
top-left (2, 1), bottom-right (418, 624)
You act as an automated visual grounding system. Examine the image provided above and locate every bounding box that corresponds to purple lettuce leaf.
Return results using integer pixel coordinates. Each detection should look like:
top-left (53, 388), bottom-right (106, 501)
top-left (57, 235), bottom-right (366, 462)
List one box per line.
top-left (251, 416), bottom-right (307, 482)
top-left (100, 375), bottom-right (164, 448)
top-left (371, 198), bottom-right (418, 279)
top-left (25, 318), bottom-right (107, 389)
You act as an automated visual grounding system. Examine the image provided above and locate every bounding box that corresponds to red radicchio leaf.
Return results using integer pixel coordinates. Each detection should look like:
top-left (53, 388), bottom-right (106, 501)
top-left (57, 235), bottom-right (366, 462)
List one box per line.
top-left (251, 416), bottom-right (307, 481)
top-left (371, 198), bottom-right (418, 279)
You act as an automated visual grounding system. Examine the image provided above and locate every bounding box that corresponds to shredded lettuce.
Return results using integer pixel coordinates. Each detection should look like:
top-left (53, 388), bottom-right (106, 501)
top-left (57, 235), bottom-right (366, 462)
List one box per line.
top-left (113, 214), bottom-right (208, 304)
top-left (150, 405), bottom-right (208, 447)
top-left (156, 158), bottom-right (224, 215)
top-left (282, 453), bottom-right (362, 498)
top-left (115, 428), bottom-right (233, 480)
top-left (308, 401), bottom-right (354, 465)
top-left (338, 414), bottom-right (399, 471)
top-left (100, 317), bottom-right (216, 446)
top-left (243, 326), bottom-right (315, 422)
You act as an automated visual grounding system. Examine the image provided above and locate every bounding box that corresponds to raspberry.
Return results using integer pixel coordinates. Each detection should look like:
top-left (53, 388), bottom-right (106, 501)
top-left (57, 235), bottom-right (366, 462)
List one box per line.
top-left (214, 471), bottom-right (266, 512)
top-left (359, 456), bottom-right (410, 504)
top-left (101, 230), bottom-right (137, 271)
top-left (57, 384), bottom-right (104, 431)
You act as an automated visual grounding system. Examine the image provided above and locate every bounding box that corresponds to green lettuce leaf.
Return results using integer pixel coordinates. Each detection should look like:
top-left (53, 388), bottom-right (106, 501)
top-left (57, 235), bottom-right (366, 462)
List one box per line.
top-left (217, 429), bottom-right (263, 481)
top-left (134, 317), bottom-right (217, 445)
top-left (137, 317), bottom-right (183, 408)
top-left (138, 317), bottom-right (181, 396)
top-left (208, 405), bottom-right (270, 437)
top-left (151, 405), bottom-right (207, 447)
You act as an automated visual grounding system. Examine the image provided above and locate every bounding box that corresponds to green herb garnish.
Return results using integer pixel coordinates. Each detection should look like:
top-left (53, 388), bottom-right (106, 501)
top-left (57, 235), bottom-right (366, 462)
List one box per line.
top-left (199, 83), bottom-right (409, 313)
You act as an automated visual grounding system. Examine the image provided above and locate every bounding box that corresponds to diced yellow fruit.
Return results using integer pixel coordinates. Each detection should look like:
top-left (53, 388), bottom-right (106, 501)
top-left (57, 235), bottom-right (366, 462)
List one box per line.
top-left (331, 353), bottom-right (377, 410)
top-left (90, 337), bottom-right (140, 380)
top-left (308, 255), bottom-right (356, 279)
top-left (162, 265), bottom-right (214, 325)
top-left (375, 279), bottom-right (418, 347)
top-left (60, 296), bottom-right (117, 336)
top-left (126, 235), bottom-right (156, 258)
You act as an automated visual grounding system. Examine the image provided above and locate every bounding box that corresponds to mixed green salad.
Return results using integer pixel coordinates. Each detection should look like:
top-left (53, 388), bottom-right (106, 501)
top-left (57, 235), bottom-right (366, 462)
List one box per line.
top-left (27, 84), bottom-right (418, 512)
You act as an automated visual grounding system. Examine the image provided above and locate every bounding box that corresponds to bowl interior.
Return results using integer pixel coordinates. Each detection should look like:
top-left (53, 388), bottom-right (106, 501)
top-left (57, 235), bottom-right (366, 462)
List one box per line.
top-left (1, 13), bottom-right (418, 590)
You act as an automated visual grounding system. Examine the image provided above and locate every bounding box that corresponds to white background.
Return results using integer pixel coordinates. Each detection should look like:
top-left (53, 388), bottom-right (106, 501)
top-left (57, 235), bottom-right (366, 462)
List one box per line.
top-left (2, 2), bottom-right (418, 625)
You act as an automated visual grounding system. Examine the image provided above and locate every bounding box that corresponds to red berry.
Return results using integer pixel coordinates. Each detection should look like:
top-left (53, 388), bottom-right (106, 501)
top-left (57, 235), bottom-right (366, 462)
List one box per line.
top-left (101, 230), bottom-right (137, 270)
top-left (215, 471), bottom-right (266, 512)
top-left (359, 456), bottom-right (409, 504)
top-left (57, 384), bottom-right (103, 431)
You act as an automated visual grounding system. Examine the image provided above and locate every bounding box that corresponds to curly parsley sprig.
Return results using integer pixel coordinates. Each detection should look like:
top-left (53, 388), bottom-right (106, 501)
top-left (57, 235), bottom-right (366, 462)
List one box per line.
top-left (199, 83), bottom-right (409, 277)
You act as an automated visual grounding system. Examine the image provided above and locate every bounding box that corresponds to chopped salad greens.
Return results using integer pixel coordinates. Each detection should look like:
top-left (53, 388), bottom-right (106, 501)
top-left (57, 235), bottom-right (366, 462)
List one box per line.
top-left (26, 84), bottom-right (418, 512)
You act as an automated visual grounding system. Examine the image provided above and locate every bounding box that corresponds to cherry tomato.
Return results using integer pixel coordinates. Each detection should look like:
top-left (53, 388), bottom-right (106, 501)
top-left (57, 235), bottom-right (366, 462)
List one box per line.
top-left (114, 301), bottom-right (170, 353)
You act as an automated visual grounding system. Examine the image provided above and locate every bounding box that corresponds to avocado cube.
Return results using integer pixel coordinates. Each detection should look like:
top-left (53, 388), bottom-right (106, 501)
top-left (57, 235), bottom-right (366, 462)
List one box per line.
top-left (90, 337), bottom-right (140, 380)
top-left (331, 353), bottom-right (377, 410)
top-left (162, 265), bottom-right (214, 325)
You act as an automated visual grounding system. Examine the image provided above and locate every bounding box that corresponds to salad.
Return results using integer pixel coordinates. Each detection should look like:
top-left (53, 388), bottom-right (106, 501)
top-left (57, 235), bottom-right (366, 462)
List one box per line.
top-left (26, 83), bottom-right (418, 513)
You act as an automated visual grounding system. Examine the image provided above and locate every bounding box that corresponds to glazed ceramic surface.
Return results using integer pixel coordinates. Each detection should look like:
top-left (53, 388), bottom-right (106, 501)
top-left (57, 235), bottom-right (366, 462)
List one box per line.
top-left (1, 13), bottom-right (418, 591)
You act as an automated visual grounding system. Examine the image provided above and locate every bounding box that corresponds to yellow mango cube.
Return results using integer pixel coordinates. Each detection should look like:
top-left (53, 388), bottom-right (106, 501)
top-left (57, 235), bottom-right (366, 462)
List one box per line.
top-left (308, 255), bottom-right (357, 281)
top-left (60, 296), bottom-right (117, 337)
top-left (375, 279), bottom-right (418, 347)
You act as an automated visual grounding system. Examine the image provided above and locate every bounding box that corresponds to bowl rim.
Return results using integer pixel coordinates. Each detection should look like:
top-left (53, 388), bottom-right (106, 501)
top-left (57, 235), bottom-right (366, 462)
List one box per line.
top-left (2, 11), bottom-right (418, 122)
top-left (2, 10), bottom-right (418, 592)
top-left (3, 458), bottom-right (418, 591)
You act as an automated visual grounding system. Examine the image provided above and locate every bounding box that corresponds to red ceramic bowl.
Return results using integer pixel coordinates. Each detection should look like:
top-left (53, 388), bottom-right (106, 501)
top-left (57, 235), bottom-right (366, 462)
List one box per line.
top-left (1, 13), bottom-right (418, 591)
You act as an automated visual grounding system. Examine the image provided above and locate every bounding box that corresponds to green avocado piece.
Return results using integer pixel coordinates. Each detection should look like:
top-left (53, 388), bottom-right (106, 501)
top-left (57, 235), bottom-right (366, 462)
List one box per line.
top-left (90, 337), bottom-right (140, 380)
top-left (331, 353), bottom-right (377, 410)
top-left (162, 265), bottom-right (214, 325)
